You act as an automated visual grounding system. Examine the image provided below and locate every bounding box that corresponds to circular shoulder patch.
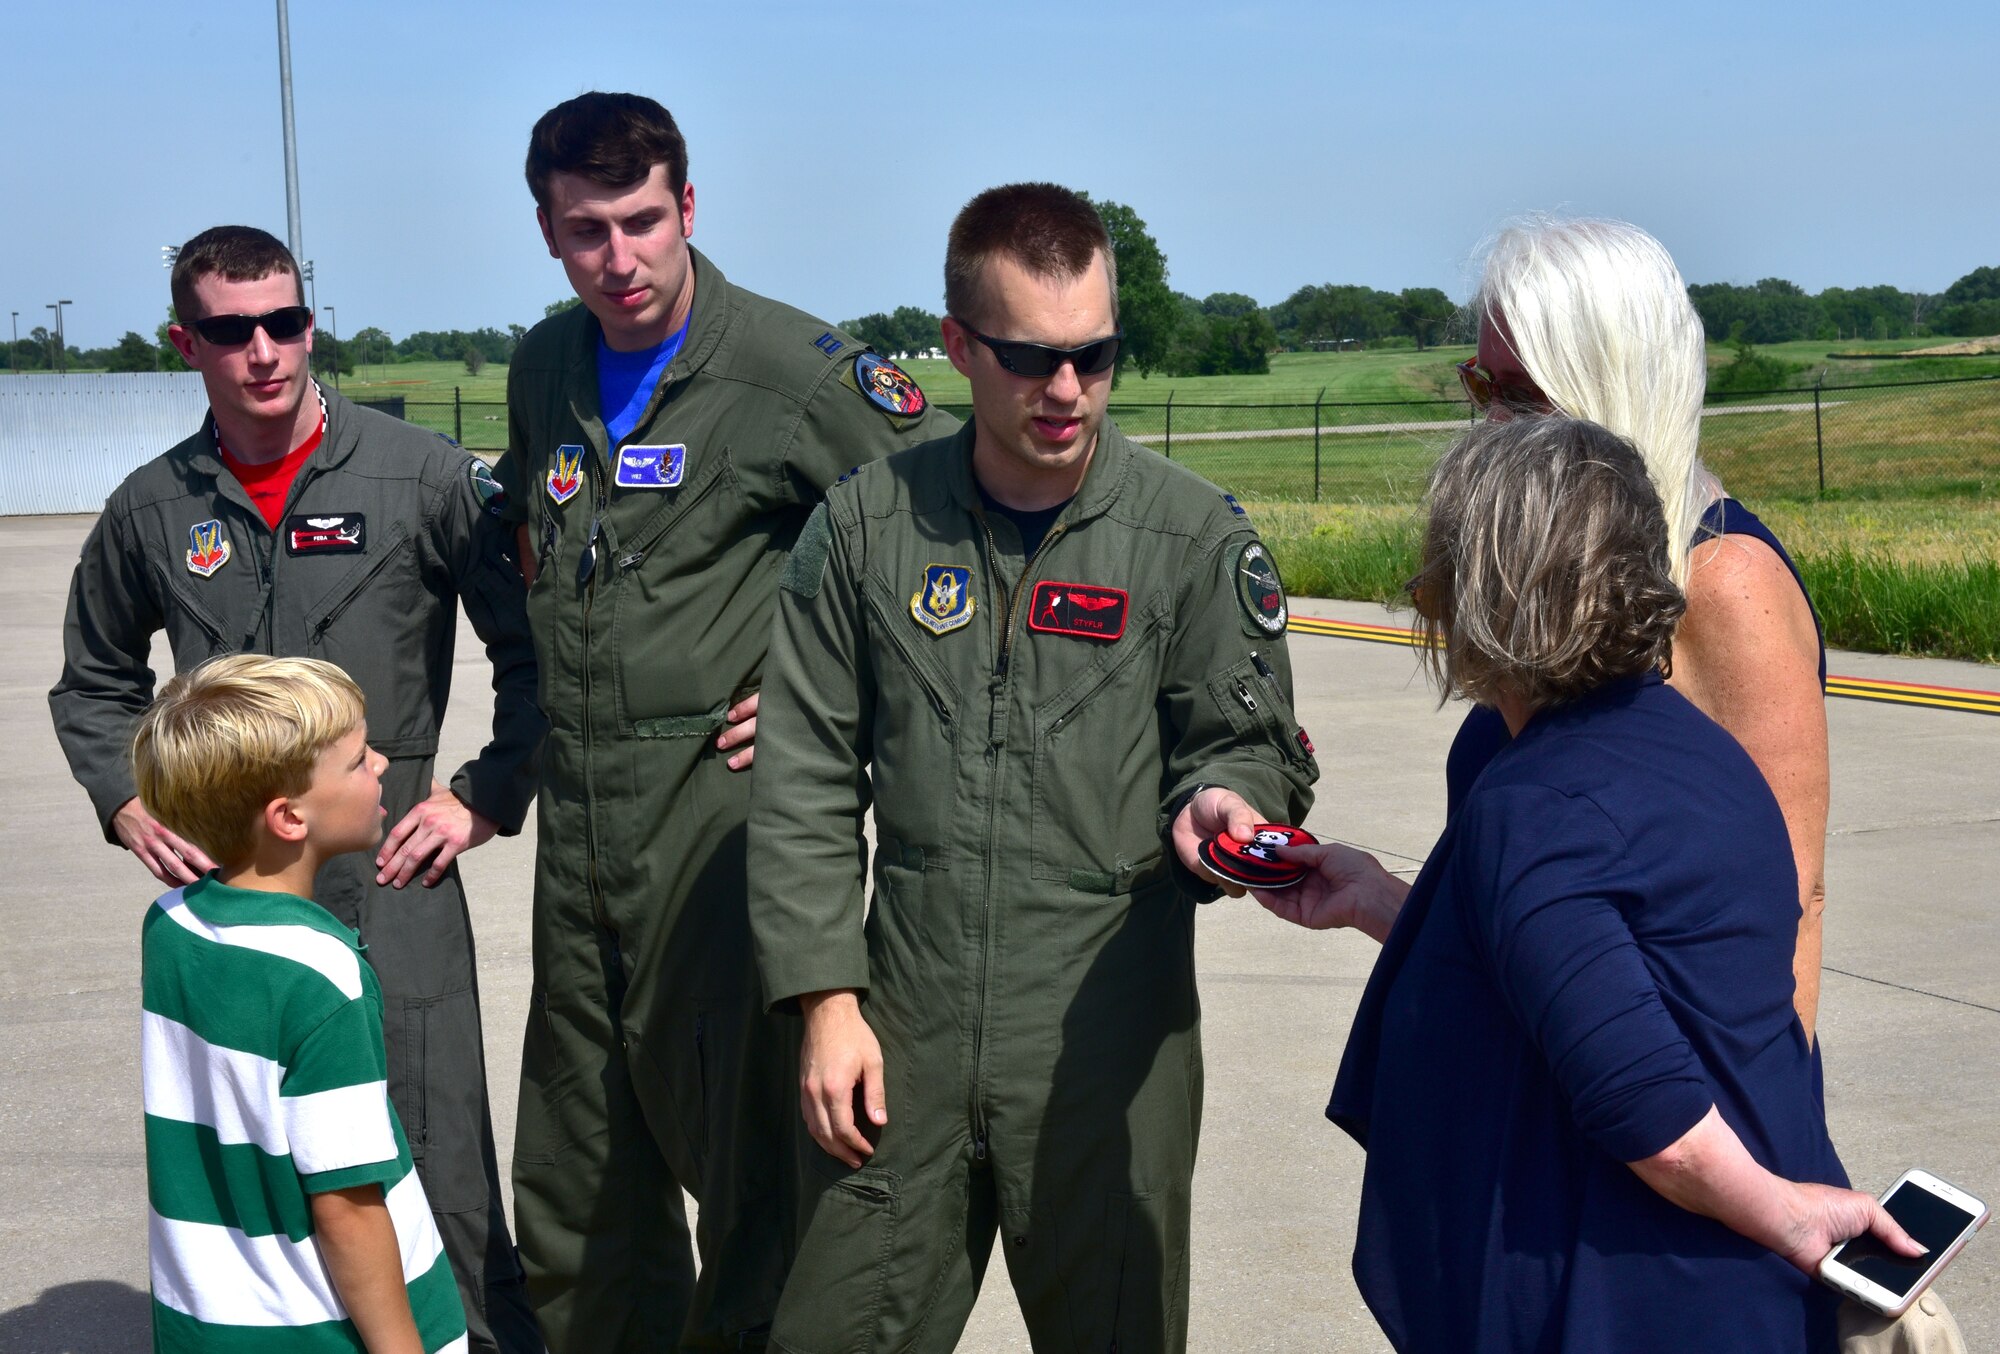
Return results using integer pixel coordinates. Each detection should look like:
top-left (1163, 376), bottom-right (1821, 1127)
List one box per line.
top-left (854, 351), bottom-right (928, 418)
top-left (468, 459), bottom-right (508, 516)
top-left (1235, 539), bottom-right (1287, 636)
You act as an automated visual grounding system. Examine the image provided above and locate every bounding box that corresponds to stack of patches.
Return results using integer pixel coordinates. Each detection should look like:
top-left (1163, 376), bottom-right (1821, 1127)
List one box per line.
top-left (1198, 823), bottom-right (1319, 890)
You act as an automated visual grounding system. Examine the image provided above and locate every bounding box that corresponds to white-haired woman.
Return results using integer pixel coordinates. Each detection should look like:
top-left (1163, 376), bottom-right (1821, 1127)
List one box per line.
top-left (1449, 217), bottom-right (1831, 1043)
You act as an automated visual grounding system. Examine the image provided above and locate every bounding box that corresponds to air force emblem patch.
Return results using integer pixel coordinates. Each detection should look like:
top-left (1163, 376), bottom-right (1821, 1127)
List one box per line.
top-left (910, 563), bottom-right (975, 636)
top-left (185, 520), bottom-right (232, 578)
top-left (614, 444), bottom-right (686, 489)
top-left (547, 444), bottom-right (585, 504)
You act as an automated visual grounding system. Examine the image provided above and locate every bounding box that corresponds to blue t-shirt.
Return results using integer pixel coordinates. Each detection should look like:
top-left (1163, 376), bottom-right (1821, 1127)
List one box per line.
top-left (1330, 673), bottom-right (1845, 1352)
top-left (597, 318), bottom-right (690, 444)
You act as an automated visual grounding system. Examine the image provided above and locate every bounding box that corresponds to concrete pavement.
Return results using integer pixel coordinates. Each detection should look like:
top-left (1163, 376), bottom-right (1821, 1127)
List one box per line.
top-left (2, 516), bottom-right (1993, 1350)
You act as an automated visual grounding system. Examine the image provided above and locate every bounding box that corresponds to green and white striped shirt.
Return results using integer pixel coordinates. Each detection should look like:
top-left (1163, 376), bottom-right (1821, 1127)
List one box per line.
top-left (141, 877), bottom-right (467, 1352)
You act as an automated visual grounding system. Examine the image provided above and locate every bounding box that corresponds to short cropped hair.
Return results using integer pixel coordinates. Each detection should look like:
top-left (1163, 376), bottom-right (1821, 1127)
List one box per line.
top-left (132, 655), bottom-right (366, 869)
top-left (1409, 416), bottom-right (1685, 711)
top-left (526, 92), bottom-right (688, 216)
top-left (944, 183), bottom-right (1118, 329)
top-left (1473, 217), bottom-right (1709, 584)
top-left (170, 226), bottom-right (304, 322)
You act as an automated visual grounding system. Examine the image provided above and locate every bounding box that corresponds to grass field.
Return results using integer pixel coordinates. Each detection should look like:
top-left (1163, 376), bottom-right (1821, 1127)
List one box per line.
top-left (1255, 498), bottom-right (2000, 665)
top-left (326, 348), bottom-right (1997, 661)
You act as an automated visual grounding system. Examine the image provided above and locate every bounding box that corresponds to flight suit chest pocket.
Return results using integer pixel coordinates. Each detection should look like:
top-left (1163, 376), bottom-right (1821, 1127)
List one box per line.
top-left (608, 450), bottom-right (738, 733)
top-left (150, 559), bottom-right (236, 666)
top-left (863, 585), bottom-right (962, 853)
top-left (303, 523), bottom-right (427, 740)
top-left (1030, 613), bottom-right (1168, 886)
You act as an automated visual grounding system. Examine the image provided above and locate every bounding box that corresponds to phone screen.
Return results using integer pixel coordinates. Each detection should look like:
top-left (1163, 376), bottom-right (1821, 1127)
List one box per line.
top-left (1831, 1181), bottom-right (1977, 1299)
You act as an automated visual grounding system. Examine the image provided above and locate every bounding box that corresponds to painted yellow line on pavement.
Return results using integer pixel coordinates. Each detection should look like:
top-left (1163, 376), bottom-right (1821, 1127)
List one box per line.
top-left (1289, 614), bottom-right (2000, 715)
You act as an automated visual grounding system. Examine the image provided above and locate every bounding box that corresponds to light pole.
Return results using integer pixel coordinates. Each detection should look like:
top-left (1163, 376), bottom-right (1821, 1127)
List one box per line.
top-left (8, 311), bottom-right (16, 375)
top-left (47, 300), bottom-right (72, 375)
top-left (321, 305), bottom-right (338, 390)
top-left (276, 0), bottom-right (304, 263)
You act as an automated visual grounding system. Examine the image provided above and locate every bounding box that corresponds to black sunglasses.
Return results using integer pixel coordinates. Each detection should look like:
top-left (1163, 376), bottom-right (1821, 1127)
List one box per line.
top-left (956, 322), bottom-right (1122, 378)
top-left (187, 306), bottom-right (314, 346)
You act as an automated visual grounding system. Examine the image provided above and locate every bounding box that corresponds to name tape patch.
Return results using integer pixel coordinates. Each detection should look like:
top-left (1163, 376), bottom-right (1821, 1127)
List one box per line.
top-left (614, 444), bottom-right (686, 489)
top-left (1027, 580), bottom-right (1129, 642)
top-left (286, 513), bottom-right (365, 555)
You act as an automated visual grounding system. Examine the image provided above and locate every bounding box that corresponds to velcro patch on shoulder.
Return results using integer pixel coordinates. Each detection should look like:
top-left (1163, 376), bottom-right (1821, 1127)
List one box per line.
top-left (853, 352), bottom-right (928, 418)
top-left (1234, 539), bottom-right (1288, 637)
top-left (468, 459), bottom-right (508, 516)
top-left (782, 503), bottom-right (833, 598)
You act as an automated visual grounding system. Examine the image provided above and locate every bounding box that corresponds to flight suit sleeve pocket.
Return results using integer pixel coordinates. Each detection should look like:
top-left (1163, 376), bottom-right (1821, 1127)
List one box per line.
top-left (1204, 655), bottom-right (1315, 774)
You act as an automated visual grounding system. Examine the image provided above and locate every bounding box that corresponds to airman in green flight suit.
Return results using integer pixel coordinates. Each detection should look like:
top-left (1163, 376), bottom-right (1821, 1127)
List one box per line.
top-left (748, 182), bottom-right (1317, 1353)
top-left (494, 93), bottom-right (955, 1352)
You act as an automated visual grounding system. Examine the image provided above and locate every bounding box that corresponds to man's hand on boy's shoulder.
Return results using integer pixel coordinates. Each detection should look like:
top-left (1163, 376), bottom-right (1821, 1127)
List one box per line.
top-left (375, 780), bottom-right (498, 889)
top-left (112, 797), bottom-right (217, 887)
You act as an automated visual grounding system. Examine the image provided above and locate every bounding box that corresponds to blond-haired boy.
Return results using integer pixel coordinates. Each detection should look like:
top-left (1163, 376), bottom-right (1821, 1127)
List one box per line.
top-left (133, 654), bottom-right (466, 1353)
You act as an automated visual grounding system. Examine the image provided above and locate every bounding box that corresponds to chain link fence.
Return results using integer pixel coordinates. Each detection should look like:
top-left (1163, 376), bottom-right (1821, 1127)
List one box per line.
top-left (366, 373), bottom-right (1999, 504)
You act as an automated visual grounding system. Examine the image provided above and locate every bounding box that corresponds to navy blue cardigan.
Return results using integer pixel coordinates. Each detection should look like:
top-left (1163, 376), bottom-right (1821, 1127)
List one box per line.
top-left (1330, 673), bottom-right (1844, 1353)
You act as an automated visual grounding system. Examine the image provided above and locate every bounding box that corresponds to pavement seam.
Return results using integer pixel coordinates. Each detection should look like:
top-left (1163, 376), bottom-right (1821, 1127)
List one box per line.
top-left (1822, 966), bottom-right (2000, 1018)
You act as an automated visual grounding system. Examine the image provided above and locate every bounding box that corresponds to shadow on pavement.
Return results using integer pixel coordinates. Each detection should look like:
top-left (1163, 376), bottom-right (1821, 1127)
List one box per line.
top-left (0, 1279), bottom-right (151, 1352)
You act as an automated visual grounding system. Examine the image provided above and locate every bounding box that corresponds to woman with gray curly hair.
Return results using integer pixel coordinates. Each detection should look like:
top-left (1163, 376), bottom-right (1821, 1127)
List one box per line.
top-left (1302, 417), bottom-right (1914, 1353)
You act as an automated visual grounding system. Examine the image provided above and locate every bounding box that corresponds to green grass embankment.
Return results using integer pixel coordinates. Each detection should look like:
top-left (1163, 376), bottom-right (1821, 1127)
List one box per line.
top-left (1257, 500), bottom-right (2000, 666)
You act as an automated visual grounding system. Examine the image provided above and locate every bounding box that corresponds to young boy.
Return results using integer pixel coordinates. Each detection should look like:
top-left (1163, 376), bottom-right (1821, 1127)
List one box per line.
top-left (132, 654), bottom-right (467, 1353)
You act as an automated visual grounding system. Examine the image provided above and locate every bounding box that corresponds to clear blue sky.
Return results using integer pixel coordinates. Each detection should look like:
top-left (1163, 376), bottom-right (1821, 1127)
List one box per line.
top-left (6, 1), bottom-right (1995, 348)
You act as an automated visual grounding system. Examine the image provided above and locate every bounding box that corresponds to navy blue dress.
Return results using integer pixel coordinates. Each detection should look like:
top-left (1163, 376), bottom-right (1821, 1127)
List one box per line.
top-left (1446, 498), bottom-right (1824, 817)
top-left (1329, 673), bottom-right (1845, 1352)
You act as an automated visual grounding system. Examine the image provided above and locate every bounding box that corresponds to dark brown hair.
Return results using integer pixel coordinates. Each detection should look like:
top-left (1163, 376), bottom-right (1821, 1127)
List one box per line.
top-left (944, 183), bottom-right (1117, 328)
top-left (169, 226), bottom-right (303, 322)
top-left (526, 92), bottom-right (688, 215)
top-left (1409, 415), bottom-right (1686, 710)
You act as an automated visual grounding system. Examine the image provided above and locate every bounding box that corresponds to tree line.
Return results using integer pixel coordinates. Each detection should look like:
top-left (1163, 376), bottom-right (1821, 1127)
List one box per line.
top-left (1688, 267), bottom-right (2000, 344)
top-left (2, 312), bottom-right (537, 377)
top-left (10, 239), bottom-right (1996, 380)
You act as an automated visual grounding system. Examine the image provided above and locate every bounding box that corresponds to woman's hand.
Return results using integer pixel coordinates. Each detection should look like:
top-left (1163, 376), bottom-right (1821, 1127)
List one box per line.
top-left (1251, 842), bottom-right (1409, 944)
top-left (1771, 1182), bottom-right (1926, 1277)
top-left (1631, 1106), bottom-right (1926, 1275)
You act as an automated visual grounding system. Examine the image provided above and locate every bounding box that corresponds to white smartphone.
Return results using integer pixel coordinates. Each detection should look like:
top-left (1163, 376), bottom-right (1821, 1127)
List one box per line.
top-left (1818, 1168), bottom-right (1988, 1317)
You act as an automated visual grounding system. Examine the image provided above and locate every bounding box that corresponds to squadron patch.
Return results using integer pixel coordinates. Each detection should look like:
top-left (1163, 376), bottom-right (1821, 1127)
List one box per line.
top-left (614, 444), bottom-right (686, 490)
top-left (910, 563), bottom-right (975, 636)
top-left (468, 459), bottom-right (507, 516)
top-left (1027, 580), bottom-right (1129, 642)
top-left (855, 352), bottom-right (927, 418)
top-left (286, 513), bottom-right (366, 555)
top-left (547, 444), bottom-right (585, 504)
top-left (185, 519), bottom-right (232, 578)
top-left (1235, 540), bottom-right (1288, 636)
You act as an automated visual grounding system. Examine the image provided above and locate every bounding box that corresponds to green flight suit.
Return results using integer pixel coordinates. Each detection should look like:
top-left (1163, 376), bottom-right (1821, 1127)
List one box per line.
top-left (494, 249), bottom-right (955, 1352)
top-left (49, 389), bottom-right (546, 1353)
top-left (748, 420), bottom-right (1318, 1353)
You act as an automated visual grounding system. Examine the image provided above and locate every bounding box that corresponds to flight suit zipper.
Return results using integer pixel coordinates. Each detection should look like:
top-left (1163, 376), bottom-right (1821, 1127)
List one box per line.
top-left (968, 512), bottom-right (1068, 1162)
top-left (578, 486), bottom-right (614, 935)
